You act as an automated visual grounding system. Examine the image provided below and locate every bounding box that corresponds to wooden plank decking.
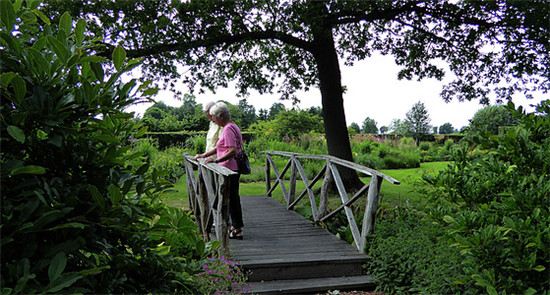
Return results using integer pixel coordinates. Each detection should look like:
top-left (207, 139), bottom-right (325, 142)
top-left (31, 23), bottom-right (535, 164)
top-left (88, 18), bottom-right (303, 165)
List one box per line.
top-left (229, 195), bottom-right (375, 294)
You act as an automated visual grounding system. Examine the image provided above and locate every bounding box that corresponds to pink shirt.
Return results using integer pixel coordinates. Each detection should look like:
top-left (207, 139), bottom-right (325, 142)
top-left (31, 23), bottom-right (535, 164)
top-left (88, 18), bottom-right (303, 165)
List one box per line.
top-left (216, 123), bottom-right (242, 172)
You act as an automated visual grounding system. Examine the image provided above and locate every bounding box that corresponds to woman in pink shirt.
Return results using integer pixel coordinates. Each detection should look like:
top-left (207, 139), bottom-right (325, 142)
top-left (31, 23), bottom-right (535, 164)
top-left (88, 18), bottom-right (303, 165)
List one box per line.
top-left (194, 102), bottom-right (244, 239)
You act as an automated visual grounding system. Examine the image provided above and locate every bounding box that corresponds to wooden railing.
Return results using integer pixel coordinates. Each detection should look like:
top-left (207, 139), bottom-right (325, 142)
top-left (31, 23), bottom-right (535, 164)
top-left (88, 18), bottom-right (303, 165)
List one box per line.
top-left (183, 154), bottom-right (238, 253)
top-left (264, 151), bottom-right (400, 253)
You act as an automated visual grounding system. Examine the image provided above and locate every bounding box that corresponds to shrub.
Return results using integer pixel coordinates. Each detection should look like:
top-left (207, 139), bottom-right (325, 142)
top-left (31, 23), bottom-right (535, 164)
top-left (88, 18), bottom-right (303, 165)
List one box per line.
top-left (0, 6), bottom-right (208, 294)
top-left (152, 146), bottom-right (187, 183)
top-left (423, 101), bottom-right (550, 294)
top-left (398, 136), bottom-right (417, 150)
top-left (382, 153), bottom-right (420, 169)
top-left (366, 216), bottom-right (468, 294)
top-left (186, 135), bottom-right (206, 154)
top-left (355, 153), bottom-right (383, 170)
top-left (443, 138), bottom-right (454, 151)
top-left (419, 141), bottom-right (432, 151)
top-left (134, 137), bottom-right (160, 158)
top-left (359, 141), bottom-right (373, 154)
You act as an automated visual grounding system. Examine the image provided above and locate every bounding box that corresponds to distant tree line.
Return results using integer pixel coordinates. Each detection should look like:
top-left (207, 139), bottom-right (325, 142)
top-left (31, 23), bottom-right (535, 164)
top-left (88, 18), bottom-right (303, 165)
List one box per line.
top-left (348, 102), bottom-right (520, 141)
top-left (138, 97), bottom-right (325, 138)
top-left (141, 96), bottom-right (522, 147)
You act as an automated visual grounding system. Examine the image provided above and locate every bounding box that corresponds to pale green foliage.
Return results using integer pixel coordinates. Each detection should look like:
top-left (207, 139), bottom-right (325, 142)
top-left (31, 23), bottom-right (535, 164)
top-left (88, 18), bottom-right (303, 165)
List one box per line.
top-left (468, 104), bottom-right (518, 135)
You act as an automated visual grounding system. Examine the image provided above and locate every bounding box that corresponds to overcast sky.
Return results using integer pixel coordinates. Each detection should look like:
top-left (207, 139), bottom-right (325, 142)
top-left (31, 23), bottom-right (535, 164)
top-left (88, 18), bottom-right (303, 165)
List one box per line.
top-left (125, 53), bottom-right (544, 130)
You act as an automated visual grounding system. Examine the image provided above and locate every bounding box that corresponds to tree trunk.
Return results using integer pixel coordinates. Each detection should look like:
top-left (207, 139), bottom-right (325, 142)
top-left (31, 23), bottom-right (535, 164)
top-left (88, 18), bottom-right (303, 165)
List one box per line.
top-left (311, 25), bottom-right (363, 190)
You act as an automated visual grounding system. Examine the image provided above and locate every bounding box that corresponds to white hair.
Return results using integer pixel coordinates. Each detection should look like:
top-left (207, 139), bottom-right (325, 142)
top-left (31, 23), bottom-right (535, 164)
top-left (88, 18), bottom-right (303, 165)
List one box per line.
top-left (204, 101), bottom-right (216, 113)
top-left (209, 102), bottom-right (231, 120)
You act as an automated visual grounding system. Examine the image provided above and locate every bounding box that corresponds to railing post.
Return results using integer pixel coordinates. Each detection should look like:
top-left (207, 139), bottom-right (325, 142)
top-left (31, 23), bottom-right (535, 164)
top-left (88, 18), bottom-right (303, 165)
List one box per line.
top-left (288, 155), bottom-right (297, 208)
top-left (214, 174), bottom-right (230, 253)
top-left (363, 175), bottom-right (383, 241)
top-left (318, 163), bottom-right (332, 220)
top-left (265, 153), bottom-right (271, 197)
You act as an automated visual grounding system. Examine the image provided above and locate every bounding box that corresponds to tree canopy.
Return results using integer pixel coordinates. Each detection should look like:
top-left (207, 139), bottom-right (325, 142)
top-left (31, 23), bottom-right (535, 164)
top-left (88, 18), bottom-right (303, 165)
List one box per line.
top-left (469, 104), bottom-right (518, 135)
top-left (43, 0), bottom-right (550, 186)
top-left (361, 117), bottom-right (379, 134)
top-left (438, 122), bottom-right (455, 134)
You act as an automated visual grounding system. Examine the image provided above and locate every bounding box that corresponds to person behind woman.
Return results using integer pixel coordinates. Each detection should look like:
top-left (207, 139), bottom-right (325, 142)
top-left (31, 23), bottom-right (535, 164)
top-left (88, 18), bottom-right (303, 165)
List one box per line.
top-left (204, 101), bottom-right (223, 159)
top-left (194, 102), bottom-right (244, 239)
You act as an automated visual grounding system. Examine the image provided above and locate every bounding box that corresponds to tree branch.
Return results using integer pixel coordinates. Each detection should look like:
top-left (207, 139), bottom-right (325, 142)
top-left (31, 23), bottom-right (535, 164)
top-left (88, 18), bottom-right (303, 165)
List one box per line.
top-left (100, 30), bottom-right (313, 58)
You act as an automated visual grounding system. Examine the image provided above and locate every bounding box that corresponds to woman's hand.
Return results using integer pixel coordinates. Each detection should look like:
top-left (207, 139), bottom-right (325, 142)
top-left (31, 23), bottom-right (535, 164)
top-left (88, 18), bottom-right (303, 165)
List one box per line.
top-left (204, 157), bottom-right (215, 164)
top-left (193, 153), bottom-right (205, 160)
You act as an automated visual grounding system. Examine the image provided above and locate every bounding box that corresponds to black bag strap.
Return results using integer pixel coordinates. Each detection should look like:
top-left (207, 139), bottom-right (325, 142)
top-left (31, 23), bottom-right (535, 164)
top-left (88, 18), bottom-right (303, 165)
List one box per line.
top-left (226, 123), bottom-right (243, 158)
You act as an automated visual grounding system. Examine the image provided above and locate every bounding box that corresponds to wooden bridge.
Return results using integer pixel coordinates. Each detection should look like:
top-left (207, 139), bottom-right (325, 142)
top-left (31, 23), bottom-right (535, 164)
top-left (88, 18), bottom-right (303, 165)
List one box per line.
top-left (183, 152), bottom-right (400, 294)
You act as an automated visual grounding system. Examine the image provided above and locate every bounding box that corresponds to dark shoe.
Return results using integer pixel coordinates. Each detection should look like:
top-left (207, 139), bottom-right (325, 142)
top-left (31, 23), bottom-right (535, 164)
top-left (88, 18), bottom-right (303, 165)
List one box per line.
top-left (229, 228), bottom-right (243, 240)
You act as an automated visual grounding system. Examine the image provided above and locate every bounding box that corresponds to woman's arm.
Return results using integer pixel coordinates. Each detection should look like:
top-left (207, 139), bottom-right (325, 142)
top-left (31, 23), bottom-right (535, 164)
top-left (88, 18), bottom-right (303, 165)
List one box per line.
top-left (211, 147), bottom-right (237, 164)
top-left (194, 147), bottom-right (217, 160)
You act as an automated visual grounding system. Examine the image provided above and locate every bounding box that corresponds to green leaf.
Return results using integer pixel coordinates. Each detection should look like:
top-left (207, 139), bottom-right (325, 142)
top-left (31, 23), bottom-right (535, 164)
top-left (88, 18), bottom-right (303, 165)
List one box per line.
top-left (14, 259), bottom-right (35, 294)
top-left (525, 242), bottom-right (537, 248)
top-left (7, 125), bottom-right (25, 143)
top-left (20, 11), bottom-right (37, 25)
top-left (75, 19), bottom-right (86, 44)
top-left (112, 46), bottom-right (126, 71)
top-left (31, 8), bottom-right (50, 25)
top-left (31, 36), bottom-right (47, 50)
top-left (46, 35), bottom-right (68, 64)
top-left (44, 273), bottom-right (81, 293)
top-left (135, 126), bottom-right (148, 138)
top-left (12, 165), bottom-right (46, 175)
top-left (49, 222), bottom-right (86, 231)
top-left (18, 198), bottom-right (40, 223)
top-left (142, 87), bottom-right (159, 96)
top-left (88, 185), bottom-right (105, 212)
top-left (11, 75), bottom-right (27, 103)
top-left (48, 252), bottom-right (67, 283)
top-left (524, 288), bottom-right (537, 295)
top-left (136, 163), bottom-right (150, 175)
top-left (533, 265), bottom-right (546, 272)
top-left (442, 215), bottom-right (455, 224)
top-left (90, 62), bottom-right (104, 81)
top-left (486, 286), bottom-right (497, 295)
top-left (79, 265), bottom-right (110, 276)
top-left (28, 48), bottom-right (49, 74)
top-left (59, 12), bottom-right (72, 35)
top-left (79, 55), bottom-right (107, 63)
top-left (0, 0), bottom-right (16, 30)
top-left (67, 53), bottom-right (80, 68)
top-left (0, 71), bottom-right (17, 86)
top-left (108, 184), bottom-right (123, 206)
top-left (33, 210), bottom-right (68, 230)
top-left (154, 245), bottom-right (171, 255)
top-left (12, 0), bottom-right (23, 11)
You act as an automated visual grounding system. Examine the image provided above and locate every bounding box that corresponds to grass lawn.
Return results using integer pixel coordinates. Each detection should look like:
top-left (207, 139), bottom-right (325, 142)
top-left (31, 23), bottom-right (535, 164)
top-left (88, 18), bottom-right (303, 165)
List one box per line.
top-left (160, 161), bottom-right (451, 210)
top-left (378, 161), bottom-right (450, 208)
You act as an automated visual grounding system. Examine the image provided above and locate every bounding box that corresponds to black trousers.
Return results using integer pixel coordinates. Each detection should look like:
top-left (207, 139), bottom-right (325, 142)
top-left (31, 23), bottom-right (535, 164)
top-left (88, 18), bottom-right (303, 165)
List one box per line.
top-left (228, 174), bottom-right (243, 228)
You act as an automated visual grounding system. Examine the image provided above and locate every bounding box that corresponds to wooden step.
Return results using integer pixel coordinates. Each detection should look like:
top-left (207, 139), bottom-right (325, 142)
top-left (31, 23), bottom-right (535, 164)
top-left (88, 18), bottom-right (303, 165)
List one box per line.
top-left (230, 196), bottom-right (371, 285)
top-left (248, 275), bottom-right (376, 294)
top-left (241, 255), bottom-right (367, 281)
